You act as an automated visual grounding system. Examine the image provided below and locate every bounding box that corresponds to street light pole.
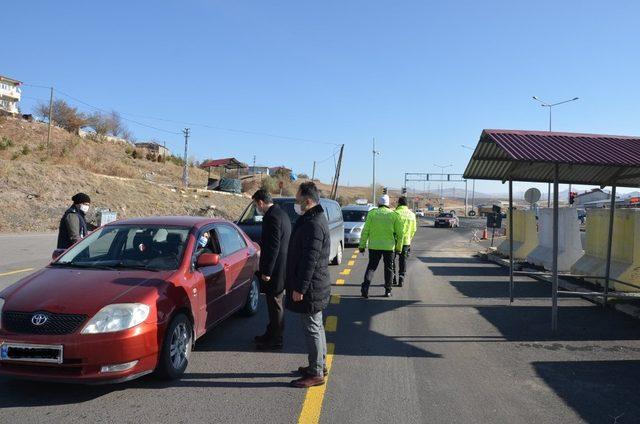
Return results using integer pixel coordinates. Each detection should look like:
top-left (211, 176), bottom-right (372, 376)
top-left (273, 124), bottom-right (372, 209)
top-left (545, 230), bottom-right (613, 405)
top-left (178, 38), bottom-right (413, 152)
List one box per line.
top-left (434, 163), bottom-right (452, 208)
top-left (372, 138), bottom-right (380, 204)
top-left (532, 96), bottom-right (579, 207)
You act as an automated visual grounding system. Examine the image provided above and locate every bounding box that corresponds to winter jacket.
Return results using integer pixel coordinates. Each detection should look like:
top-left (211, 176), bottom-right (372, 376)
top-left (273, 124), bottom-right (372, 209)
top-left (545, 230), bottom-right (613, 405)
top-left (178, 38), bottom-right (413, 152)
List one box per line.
top-left (358, 206), bottom-right (404, 252)
top-left (395, 205), bottom-right (417, 247)
top-left (284, 204), bottom-right (331, 314)
top-left (57, 206), bottom-right (88, 249)
top-left (259, 204), bottom-right (292, 295)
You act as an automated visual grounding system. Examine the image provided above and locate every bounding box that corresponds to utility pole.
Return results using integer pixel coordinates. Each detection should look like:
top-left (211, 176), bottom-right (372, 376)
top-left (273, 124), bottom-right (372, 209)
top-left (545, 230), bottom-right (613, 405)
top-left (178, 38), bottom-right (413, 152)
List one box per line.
top-left (252, 155), bottom-right (256, 175)
top-left (182, 128), bottom-right (190, 188)
top-left (372, 138), bottom-right (380, 203)
top-left (330, 145), bottom-right (345, 200)
top-left (46, 87), bottom-right (53, 147)
top-left (311, 161), bottom-right (316, 181)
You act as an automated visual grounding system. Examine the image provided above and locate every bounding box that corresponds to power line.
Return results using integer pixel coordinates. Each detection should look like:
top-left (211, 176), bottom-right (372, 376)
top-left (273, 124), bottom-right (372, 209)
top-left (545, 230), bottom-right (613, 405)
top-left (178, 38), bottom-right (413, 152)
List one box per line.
top-left (22, 82), bottom-right (340, 145)
top-left (53, 88), bottom-right (181, 135)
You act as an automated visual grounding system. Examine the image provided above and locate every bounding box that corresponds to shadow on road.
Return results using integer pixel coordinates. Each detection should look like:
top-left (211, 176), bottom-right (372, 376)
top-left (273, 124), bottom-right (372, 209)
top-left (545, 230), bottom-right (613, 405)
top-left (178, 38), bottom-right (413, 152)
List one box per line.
top-left (533, 360), bottom-right (640, 423)
top-left (449, 279), bottom-right (552, 299)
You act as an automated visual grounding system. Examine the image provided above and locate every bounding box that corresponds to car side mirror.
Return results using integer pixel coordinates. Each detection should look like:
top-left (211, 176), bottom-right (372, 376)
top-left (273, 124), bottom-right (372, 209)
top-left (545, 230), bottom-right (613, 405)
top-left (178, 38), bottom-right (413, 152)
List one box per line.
top-left (52, 248), bottom-right (66, 261)
top-left (197, 253), bottom-right (220, 268)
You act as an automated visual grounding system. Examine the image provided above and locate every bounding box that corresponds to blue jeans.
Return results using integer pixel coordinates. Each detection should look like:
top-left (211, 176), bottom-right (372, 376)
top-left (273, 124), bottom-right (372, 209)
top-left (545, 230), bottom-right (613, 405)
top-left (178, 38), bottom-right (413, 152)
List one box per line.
top-left (300, 311), bottom-right (327, 376)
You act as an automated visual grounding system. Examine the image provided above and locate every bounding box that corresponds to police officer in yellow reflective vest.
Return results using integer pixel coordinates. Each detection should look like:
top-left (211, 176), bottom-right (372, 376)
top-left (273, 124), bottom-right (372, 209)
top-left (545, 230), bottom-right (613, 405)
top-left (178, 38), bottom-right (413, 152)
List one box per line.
top-left (393, 196), bottom-right (417, 287)
top-left (359, 194), bottom-right (404, 298)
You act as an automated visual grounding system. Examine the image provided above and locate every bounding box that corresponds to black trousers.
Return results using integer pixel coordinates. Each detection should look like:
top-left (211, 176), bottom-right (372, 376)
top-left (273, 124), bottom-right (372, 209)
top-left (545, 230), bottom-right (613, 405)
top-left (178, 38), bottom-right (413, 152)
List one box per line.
top-left (362, 249), bottom-right (395, 291)
top-left (265, 292), bottom-right (284, 342)
top-left (394, 245), bottom-right (410, 283)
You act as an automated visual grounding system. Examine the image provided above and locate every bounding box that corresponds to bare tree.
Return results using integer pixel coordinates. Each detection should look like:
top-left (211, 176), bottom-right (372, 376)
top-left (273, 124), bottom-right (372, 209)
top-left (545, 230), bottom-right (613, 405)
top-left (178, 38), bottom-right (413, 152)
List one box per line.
top-left (34, 100), bottom-right (87, 134)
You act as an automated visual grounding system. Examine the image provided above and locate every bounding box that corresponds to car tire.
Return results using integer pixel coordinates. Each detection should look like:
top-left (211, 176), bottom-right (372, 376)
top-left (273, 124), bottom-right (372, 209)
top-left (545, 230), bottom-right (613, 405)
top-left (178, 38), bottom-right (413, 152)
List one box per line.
top-left (241, 276), bottom-right (260, 316)
top-left (331, 242), bottom-right (343, 266)
top-left (157, 313), bottom-right (192, 380)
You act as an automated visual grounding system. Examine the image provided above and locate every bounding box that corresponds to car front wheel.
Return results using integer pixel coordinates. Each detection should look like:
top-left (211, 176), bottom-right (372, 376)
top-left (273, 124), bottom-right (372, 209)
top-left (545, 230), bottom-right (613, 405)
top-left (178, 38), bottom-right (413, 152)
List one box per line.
top-left (157, 313), bottom-right (192, 380)
top-left (241, 276), bottom-right (260, 316)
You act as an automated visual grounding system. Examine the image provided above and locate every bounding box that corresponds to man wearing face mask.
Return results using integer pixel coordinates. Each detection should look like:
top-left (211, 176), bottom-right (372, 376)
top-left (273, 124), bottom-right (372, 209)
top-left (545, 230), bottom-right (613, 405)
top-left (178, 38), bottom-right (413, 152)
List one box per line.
top-left (286, 182), bottom-right (331, 388)
top-left (251, 189), bottom-right (291, 350)
top-left (57, 192), bottom-right (92, 249)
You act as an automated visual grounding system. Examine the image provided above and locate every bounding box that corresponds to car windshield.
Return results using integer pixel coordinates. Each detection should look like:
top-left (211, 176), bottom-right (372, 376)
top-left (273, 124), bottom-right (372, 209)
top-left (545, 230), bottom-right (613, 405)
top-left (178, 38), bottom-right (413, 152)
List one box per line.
top-left (342, 210), bottom-right (368, 222)
top-left (438, 213), bottom-right (454, 218)
top-left (53, 225), bottom-right (191, 271)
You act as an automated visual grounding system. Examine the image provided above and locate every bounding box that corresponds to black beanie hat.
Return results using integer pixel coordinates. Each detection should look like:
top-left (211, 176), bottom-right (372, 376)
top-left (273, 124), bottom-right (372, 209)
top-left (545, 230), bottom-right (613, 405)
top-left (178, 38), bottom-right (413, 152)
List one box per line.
top-left (72, 192), bottom-right (91, 204)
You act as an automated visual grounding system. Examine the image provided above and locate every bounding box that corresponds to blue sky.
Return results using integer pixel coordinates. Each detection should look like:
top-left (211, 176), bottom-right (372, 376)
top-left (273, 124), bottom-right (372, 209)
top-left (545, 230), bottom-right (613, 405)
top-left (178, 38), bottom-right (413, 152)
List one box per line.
top-left (6, 1), bottom-right (640, 196)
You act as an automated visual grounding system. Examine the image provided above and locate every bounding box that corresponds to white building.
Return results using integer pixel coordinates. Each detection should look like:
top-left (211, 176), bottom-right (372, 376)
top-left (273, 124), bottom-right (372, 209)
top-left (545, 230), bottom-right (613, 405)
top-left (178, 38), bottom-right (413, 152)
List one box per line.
top-left (575, 188), bottom-right (610, 206)
top-left (0, 75), bottom-right (22, 115)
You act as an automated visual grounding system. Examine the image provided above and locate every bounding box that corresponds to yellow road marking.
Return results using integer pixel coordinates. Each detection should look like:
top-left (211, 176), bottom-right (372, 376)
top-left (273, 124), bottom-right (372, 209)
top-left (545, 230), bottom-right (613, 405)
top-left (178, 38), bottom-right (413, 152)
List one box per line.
top-left (339, 268), bottom-right (351, 276)
top-left (0, 268), bottom-right (34, 277)
top-left (347, 260), bottom-right (355, 266)
top-left (298, 343), bottom-right (335, 424)
top-left (330, 294), bottom-right (341, 304)
top-left (336, 278), bottom-right (345, 285)
top-left (325, 315), bottom-right (338, 332)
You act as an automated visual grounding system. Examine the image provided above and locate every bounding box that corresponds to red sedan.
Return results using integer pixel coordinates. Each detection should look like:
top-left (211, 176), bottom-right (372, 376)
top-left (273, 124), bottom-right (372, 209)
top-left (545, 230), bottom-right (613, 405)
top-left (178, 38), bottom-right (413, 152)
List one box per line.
top-left (0, 216), bottom-right (260, 384)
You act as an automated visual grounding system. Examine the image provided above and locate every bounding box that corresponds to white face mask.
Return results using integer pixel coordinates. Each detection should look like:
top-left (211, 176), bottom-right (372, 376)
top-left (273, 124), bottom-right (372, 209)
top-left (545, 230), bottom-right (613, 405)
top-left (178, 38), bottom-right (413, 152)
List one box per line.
top-left (79, 204), bottom-right (90, 213)
top-left (254, 204), bottom-right (264, 216)
top-left (294, 203), bottom-right (304, 216)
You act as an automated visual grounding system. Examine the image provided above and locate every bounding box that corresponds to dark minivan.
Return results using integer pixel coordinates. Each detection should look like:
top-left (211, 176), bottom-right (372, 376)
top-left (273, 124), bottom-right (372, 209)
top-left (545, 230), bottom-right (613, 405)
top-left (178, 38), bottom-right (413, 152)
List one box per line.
top-left (237, 197), bottom-right (345, 265)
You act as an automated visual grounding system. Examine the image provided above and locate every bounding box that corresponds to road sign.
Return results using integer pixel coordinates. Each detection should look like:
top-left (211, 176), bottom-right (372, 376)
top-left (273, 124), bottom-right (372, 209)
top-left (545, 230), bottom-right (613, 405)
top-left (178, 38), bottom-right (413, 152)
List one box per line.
top-left (524, 188), bottom-right (541, 204)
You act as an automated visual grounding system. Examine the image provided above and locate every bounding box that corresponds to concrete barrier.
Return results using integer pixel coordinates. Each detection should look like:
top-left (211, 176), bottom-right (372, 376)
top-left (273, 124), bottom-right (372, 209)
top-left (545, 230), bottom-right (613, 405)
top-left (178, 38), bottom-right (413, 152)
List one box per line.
top-left (497, 210), bottom-right (538, 260)
top-left (527, 208), bottom-right (583, 272)
top-left (572, 208), bottom-right (640, 292)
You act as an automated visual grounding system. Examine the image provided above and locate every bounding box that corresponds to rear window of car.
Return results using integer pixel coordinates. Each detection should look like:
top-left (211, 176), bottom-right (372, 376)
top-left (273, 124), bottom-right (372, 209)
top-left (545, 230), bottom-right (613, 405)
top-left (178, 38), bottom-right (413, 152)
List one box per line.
top-left (343, 210), bottom-right (368, 222)
top-left (438, 213), bottom-right (453, 218)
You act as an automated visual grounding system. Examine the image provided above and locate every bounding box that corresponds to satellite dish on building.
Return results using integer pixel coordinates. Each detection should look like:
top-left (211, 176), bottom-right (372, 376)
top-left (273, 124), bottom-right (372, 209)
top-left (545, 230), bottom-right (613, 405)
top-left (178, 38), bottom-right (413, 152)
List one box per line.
top-left (524, 188), bottom-right (542, 205)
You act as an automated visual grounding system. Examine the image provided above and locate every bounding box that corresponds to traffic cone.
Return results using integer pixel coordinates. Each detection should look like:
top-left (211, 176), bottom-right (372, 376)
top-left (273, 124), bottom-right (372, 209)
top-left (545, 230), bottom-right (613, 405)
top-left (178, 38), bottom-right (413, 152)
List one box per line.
top-left (481, 228), bottom-right (488, 240)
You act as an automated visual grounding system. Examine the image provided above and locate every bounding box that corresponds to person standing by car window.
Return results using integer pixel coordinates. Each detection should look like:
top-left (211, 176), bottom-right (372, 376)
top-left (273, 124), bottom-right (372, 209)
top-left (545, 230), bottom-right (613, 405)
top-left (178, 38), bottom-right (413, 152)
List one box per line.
top-left (359, 194), bottom-right (403, 298)
top-left (394, 196), bottom-right (417, 287)
top-left (286, 182), bottom-right (331, 388)
top-left (252, 189), bottom-right (291, 351)
top-left (57, 193), bottom-right (92, 249)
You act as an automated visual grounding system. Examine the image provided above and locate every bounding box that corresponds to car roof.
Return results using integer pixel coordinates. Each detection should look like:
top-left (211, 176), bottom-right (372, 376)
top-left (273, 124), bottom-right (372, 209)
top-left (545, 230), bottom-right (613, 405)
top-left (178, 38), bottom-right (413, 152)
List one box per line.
top-left (342, 205), bottom-right (374, 211)
top-left (106, 216), bottom-right (226, 228)
top-left (274, 197), bottom-right (337, 204)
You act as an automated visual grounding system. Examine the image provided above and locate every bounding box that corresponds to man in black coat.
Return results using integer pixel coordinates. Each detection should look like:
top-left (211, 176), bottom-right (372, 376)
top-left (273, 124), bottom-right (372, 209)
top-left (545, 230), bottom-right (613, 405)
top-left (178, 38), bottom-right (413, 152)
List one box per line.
top-left (57, 193), bottom-right (92, 249)
top-left (285, 182), bottom-right (331, 388)
top-left (252, 189), bottom-right (291, 350)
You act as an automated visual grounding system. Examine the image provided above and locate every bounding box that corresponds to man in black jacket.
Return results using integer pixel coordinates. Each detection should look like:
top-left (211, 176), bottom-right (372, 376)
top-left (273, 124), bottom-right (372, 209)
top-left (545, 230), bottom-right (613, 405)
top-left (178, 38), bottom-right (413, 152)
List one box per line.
top-left (285, 182), bottom-right (331, 388)
top-left (252, 189), bottom-right (291, 350)
top-left (57, 193), bottom-right (92, 249)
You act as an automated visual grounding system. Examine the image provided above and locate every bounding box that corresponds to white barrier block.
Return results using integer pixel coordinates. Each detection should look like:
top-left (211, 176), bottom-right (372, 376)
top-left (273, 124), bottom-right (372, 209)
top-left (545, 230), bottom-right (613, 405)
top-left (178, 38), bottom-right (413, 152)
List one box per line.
top-left (527, 208), bottom-right (583, 272)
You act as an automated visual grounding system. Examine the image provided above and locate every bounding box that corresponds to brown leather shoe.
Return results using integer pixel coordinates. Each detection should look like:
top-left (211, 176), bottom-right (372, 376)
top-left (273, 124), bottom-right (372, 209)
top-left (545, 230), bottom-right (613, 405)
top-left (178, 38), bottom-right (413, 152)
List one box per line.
top-left (290, 375), bottom-right (325, 388)
top-left (298, 366), bottom-right (328, 377)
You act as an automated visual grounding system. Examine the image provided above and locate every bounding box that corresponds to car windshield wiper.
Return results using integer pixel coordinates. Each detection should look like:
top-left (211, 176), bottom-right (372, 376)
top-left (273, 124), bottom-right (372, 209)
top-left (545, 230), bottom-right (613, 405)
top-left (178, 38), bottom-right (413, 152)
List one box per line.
top-left (109, 262), bottom-right (161, 272)
top-left (51, 262), bottom-right (117, 270)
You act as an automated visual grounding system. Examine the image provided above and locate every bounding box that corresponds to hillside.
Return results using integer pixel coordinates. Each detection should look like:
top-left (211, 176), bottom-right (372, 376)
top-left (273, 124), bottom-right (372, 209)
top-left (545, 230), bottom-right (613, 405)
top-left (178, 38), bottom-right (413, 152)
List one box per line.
top-left (0, 116), bottom-right (250, 232)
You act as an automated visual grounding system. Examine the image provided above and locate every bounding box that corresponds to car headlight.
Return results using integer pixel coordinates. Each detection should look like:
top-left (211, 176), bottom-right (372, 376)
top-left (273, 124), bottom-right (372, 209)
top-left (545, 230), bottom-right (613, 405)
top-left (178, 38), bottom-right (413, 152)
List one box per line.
top-left (81, 303), bottom-right (150, 334)
top-left (353, 227), bottom-right (362, 233)
top-left (0, 298), bottom-right (4, 330)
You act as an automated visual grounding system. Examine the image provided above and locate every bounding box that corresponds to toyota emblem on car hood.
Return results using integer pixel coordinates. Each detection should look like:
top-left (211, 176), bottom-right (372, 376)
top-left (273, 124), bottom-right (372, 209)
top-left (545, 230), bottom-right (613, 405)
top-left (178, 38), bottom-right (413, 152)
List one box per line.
top-left (31, 313), bottom-right (49, 326)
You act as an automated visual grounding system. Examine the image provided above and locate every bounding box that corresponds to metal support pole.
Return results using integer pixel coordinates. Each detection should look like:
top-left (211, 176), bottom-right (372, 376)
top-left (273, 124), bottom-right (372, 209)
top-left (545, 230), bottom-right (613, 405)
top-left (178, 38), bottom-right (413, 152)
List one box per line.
top-left (464, 179), bottom-right (468, 216)
top-left (551, 164), bottom-right (560, 332)
top-left (182, 128), bottom-right (190, 188)
top-left (311, 161), bottom-right (316, 181)
top-left (604, 185), bottom-right (617, 307)
top-left (471, 179), bottom-right (476, 214)
top-left (509, 179), bottom-right (514, 303)
top-left (372, 138), bottom-right (377, 203)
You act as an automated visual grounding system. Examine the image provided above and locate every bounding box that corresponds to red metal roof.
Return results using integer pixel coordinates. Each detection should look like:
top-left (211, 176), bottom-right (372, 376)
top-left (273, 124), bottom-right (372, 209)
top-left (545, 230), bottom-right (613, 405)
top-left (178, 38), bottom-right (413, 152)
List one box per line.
top-left (200, 158), bottom-right (248, 169)
top-left (464, 129), bottom-right (640, 187)
top-left (484, 129), bottom-right (640, 166)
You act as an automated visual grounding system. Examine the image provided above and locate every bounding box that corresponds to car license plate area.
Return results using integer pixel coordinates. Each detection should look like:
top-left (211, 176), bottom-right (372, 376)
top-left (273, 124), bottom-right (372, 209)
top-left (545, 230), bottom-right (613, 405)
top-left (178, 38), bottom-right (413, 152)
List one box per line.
top-left (1, 343), bottom-right (63, 364)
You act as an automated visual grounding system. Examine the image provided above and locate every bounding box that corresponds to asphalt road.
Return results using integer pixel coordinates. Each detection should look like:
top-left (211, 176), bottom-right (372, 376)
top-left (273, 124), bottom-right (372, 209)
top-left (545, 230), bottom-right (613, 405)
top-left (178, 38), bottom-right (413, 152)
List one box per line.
top-left (2, 221), bottom-right (640, 423)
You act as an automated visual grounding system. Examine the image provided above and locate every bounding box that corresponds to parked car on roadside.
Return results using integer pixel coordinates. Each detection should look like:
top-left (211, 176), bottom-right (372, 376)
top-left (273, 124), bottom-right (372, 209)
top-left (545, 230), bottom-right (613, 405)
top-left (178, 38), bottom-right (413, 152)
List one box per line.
top-left (342, 204), bottom-right (375, 246)
top-left (0, 216), bottom-right (260, 384)
top-left (237, 197), bottom-right (345, 265)
top-left (415, 210), bottom-right (425, 218)
top-left (434, 212), bottom-right (460, 228)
